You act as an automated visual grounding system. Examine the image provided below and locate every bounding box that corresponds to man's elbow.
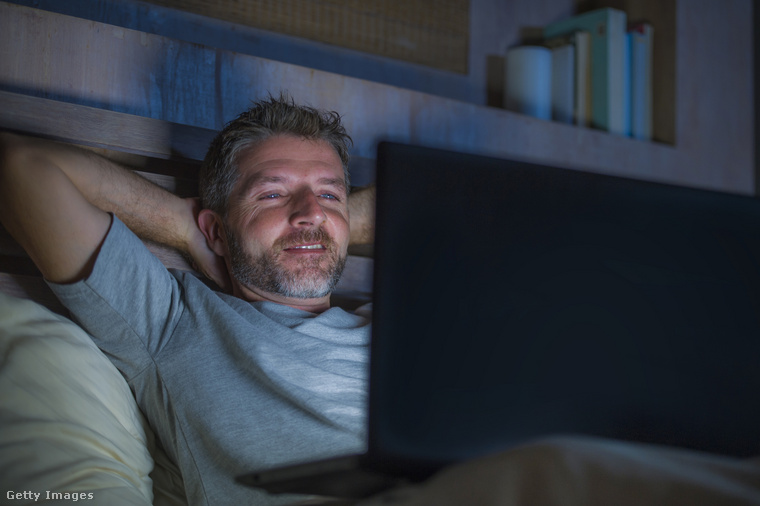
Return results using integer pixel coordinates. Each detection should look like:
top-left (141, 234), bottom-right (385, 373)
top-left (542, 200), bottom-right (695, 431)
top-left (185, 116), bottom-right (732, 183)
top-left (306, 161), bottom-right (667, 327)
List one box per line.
top-left (0, 131), bottom-right (20, 169)
top-left (0, 131), bottom-right (25, 201)
top-left (0, 131), bottom-right (38, 180)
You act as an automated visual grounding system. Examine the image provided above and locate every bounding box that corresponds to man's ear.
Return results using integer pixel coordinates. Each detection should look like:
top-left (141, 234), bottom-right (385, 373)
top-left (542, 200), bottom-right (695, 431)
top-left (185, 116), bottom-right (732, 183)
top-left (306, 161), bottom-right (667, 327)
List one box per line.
top-left (197, 209), bottom-right (228, 257)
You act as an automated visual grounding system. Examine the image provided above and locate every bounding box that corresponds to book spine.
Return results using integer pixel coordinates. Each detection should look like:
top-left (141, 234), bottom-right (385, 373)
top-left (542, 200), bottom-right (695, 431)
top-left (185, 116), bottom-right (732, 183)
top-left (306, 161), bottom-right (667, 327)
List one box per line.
top-left (543, 8), bottom-right (627, 134)
top-left (622, 31), bottom-right (633, 137)
top-left (551, 44), bottom-right (575, 124)
top-left (629, 23), bottom-right (654, 140)
top-left (574, 31), bottom-right (592, 127)
top-left (606, 9), bottom-right (627, 135)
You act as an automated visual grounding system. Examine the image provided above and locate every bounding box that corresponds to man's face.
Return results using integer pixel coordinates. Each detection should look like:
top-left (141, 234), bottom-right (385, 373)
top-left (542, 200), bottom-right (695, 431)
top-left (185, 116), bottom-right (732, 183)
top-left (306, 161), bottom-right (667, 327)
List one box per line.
top-left (222, 135), bottom-right (350, 304)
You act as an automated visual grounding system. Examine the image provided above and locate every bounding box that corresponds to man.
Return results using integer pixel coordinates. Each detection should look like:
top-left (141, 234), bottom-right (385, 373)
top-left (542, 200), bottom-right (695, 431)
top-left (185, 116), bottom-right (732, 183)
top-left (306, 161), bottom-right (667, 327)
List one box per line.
top-left (0, 94), bottom-right (375, 505)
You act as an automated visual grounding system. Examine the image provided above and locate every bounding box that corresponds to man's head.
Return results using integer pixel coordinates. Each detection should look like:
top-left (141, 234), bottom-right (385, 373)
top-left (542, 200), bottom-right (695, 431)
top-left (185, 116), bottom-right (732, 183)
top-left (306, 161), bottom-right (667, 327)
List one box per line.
top-left (199, 93), bottom-right (351, 218)
top-left (197, 94), bottom-right (353, 311)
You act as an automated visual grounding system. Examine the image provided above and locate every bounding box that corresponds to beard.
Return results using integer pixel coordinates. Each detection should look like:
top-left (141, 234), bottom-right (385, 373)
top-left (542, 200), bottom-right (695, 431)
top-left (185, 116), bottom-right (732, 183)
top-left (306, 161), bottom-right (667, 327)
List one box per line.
top-left (225, 224), bottom-right (347, 299)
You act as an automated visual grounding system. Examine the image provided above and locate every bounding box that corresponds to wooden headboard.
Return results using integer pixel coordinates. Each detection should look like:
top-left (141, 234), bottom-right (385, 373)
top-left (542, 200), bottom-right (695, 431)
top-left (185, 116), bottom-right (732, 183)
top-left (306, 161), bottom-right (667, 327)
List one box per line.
top-left (0, 90), bottom-right (374, 315)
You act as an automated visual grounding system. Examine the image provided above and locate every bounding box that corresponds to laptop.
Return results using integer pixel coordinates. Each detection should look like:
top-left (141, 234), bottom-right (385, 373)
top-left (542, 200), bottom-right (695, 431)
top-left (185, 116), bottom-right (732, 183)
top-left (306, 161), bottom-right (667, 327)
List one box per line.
top-left (238, 141), bottom-right (760, 498)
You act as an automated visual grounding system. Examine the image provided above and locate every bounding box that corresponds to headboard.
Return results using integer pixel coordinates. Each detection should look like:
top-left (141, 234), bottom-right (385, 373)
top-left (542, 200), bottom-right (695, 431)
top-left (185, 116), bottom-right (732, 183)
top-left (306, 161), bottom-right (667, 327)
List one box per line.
top-left (0, 90), bottom-right (374, 315)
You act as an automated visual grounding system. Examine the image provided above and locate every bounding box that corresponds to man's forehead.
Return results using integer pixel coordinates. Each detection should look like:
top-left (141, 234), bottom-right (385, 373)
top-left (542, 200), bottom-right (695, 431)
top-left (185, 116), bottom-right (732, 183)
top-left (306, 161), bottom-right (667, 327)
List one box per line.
top-left (232, 136), bottom-right (347, 193)
top-left (238, 136), bottom-right (340, 162)
top-left (238, 136), bottom-right (339, 166)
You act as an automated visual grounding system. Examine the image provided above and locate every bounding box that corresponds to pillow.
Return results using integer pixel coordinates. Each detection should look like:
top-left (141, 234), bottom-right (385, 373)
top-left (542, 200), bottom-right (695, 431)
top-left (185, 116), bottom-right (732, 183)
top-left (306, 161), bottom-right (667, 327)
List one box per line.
top-left (0, 292), bottom-right (182, 505)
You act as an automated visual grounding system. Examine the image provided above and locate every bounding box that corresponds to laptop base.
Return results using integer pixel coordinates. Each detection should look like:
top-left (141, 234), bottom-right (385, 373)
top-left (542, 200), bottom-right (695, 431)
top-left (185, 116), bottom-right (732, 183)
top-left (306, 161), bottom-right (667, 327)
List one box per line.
top-left (237, 454), bottom-right (411, 499)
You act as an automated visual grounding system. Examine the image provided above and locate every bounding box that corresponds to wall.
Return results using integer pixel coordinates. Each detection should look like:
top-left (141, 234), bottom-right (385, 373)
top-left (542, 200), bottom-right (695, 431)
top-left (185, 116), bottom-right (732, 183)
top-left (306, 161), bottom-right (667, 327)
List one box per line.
top-left (3, 0), bottom-right (488, 104)
top-left (0, 0), bottom-right (755, 196)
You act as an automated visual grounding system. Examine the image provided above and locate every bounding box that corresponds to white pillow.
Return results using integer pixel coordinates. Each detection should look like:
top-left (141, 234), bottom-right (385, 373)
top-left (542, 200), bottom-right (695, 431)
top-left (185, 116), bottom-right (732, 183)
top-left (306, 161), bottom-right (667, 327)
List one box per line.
top-left (0, 292), bottom-right (177, 505)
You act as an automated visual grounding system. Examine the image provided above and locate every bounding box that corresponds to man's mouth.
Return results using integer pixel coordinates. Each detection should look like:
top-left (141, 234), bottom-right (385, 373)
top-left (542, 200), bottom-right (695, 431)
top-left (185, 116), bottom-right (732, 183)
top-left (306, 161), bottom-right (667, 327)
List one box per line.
top-left (285, 243), bottom-right (326, 251)
top-left (277, 229), bottom-right (334, 255)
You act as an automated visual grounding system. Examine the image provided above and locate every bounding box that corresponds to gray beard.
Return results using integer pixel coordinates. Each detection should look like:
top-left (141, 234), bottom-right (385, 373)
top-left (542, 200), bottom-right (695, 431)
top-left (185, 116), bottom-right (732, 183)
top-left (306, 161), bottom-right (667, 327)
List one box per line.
top-left (225, 225), bottom-right (346, 299)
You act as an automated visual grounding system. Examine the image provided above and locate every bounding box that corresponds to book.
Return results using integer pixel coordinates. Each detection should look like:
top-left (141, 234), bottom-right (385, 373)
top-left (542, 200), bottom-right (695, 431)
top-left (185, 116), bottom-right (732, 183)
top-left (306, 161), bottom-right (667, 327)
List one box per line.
top-left (550, 43), bottom-right (575, 124)
top-left (629, 22), bottom-right (654, 140)
top-left (622, 30), bottom-right (632, 137)
top-left (544, 8), bottom-right (627, 135)
top-left (544, 31), bottom-right (592, 127)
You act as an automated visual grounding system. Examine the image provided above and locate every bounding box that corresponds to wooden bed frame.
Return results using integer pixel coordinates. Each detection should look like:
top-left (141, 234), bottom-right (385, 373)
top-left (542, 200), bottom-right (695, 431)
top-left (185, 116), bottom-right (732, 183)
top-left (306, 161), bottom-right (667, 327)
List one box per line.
top-left (0, 90), bottom-right (374, 315)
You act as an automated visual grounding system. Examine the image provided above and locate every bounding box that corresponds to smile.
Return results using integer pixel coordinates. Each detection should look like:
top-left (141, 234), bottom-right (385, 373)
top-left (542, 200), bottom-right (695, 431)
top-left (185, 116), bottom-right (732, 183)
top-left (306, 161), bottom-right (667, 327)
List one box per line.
top-left (287, 244), bottom-right (325, 250)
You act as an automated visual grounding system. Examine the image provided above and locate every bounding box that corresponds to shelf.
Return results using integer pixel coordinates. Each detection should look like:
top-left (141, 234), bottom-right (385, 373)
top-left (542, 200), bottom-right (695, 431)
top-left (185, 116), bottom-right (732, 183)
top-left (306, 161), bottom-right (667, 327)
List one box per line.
top-left (0, 0), bottom-right (754, 196)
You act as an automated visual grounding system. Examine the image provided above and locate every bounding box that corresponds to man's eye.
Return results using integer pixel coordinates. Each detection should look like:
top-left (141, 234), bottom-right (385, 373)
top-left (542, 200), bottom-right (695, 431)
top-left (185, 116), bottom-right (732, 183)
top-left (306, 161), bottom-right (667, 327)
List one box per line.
top-left (260, 193), bottom-right (281, 200)
top-left (320, 193), bottom-right (339, 201)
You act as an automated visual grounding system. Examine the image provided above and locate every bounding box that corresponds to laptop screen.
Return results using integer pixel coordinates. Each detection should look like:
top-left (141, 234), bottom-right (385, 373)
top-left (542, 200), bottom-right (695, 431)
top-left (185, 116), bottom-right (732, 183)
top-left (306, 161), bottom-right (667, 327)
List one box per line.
top-left (369, 142), bottom-right (760, 472)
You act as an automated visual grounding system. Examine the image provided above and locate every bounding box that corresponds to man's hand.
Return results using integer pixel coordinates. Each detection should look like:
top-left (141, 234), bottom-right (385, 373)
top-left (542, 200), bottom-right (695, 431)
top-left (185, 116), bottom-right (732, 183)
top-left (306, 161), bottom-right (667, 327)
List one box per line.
top-left (348, 185), bottom-right (375, 245)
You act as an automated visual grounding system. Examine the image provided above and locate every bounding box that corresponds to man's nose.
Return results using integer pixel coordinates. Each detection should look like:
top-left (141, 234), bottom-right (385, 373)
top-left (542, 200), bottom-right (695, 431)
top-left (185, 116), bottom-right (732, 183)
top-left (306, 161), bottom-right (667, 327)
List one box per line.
top-left (289, 190), bottom-right (326, 227)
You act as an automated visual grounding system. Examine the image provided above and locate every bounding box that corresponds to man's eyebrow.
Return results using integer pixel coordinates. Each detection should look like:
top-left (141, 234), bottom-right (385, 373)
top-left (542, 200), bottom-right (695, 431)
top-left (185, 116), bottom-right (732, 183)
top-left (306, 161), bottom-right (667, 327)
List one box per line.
top-left (240, 175), bottom-right (286, 195)
top-left (318, 177), bottom-right (348, 192)
top-left (240, 175), bottom-right (347, 195)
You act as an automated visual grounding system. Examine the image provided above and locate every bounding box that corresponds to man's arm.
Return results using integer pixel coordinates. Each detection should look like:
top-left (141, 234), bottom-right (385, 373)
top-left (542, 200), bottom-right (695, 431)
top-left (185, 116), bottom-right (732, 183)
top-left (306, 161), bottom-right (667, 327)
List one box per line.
top-left (0, 132), bottom-right (223, 286)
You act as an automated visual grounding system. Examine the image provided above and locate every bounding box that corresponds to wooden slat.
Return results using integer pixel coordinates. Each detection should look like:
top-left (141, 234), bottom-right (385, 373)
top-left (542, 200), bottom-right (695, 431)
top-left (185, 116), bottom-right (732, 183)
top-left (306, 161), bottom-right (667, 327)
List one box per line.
top-left (0, 90), bottom-right (215, 166)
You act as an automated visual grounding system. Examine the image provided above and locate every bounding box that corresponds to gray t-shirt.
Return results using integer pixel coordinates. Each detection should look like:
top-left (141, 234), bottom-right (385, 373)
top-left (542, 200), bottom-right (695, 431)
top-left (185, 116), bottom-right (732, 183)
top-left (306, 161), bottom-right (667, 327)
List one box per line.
top-left (49, 217), bottom-right (371, 505)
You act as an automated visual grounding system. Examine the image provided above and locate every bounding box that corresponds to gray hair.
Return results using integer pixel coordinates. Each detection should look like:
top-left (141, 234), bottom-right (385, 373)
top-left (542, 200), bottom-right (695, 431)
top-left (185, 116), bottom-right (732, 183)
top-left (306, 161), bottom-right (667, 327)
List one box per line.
top-left (199, 93), bottom-right (352, 216)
